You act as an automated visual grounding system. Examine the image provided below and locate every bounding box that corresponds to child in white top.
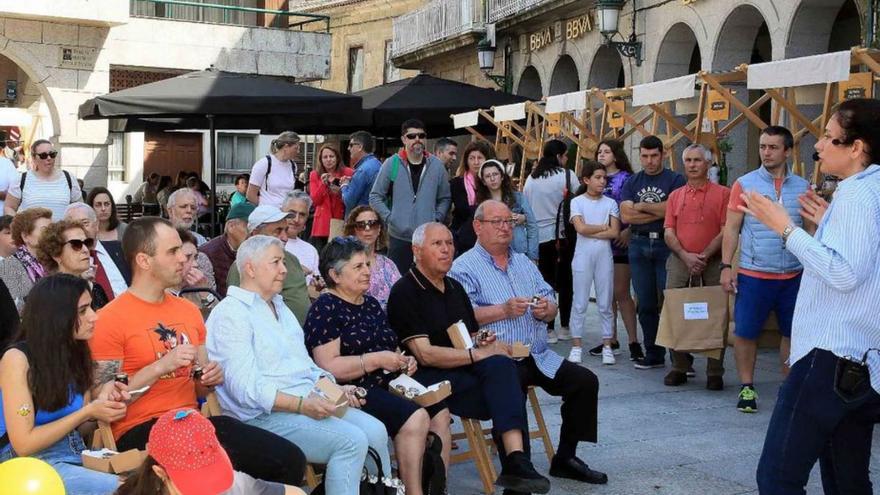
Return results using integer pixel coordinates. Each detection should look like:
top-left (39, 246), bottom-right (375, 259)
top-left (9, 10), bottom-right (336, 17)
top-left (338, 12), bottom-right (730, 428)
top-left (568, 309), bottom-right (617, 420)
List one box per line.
top-left (567, 161), bottom-right (620, 365)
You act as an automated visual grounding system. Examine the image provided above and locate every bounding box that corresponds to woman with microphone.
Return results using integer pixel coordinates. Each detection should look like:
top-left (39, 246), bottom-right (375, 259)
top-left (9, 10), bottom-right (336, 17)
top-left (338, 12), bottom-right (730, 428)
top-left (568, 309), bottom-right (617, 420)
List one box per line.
top-left (743, 98), bottom-right (880, 494)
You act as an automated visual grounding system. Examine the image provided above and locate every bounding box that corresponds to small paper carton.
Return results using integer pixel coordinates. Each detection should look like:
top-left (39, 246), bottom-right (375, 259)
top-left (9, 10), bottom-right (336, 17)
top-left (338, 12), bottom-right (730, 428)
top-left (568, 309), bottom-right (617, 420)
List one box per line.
top-left (511, 341), bottom-right (531, 358)
top-left (389, 374), bottom-right (452, 407)
top-left (82, 448), bottom-right (146, 473)
top-left (446, 321), bottom-right (474, 350)
top-left (314, 376), bottom-right (349, 418)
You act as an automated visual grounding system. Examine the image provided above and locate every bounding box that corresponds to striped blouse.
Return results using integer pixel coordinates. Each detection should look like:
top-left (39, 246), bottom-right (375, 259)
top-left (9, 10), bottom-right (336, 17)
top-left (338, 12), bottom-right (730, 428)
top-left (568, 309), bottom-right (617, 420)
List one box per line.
top-left (786, 164), bottom-right (880, 393)
top-left (8, 170), bottom-right (82, 220)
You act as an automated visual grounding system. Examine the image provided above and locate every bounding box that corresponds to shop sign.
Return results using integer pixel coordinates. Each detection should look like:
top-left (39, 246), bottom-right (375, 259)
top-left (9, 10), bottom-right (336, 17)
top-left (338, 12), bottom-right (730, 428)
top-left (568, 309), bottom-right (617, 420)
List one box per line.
top-left (529, 13), bottom-right (593, 52)
top-left (706, 90), bottom-right (729, 121)
top-left (607, 100), bottom-right (625, 129)
top-left (59, 46), bottom-right (99, 70)
top-left (529, 26), bottom-right (553, 52)
top-left (838, 72), bottom-right (873, 101)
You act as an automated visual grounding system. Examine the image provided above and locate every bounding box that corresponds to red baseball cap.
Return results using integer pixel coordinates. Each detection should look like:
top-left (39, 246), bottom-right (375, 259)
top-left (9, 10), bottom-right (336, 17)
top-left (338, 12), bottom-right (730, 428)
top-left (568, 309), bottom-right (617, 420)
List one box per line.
top-left (148, 409), bottom-right (234, 495)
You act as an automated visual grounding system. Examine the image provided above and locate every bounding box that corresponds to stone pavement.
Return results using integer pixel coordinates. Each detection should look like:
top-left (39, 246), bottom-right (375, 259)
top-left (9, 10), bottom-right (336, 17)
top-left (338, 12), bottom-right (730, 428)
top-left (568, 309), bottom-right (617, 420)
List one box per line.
top-left (445, 309), bottom-right (880, 494)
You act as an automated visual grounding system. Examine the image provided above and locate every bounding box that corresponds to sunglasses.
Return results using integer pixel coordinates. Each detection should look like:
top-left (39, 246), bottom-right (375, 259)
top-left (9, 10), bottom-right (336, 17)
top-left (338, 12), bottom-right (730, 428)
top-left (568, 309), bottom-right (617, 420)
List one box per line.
top-left (65, 238), bottom-right (95, 251)
top-left (331, 235), bottom-right (363, 247)
top-left (35, 151), bottom-right (58, 160)
top-left (354, 219), bottom-right (381, 231)
top-left (405, 132), bottom-right (426, 140)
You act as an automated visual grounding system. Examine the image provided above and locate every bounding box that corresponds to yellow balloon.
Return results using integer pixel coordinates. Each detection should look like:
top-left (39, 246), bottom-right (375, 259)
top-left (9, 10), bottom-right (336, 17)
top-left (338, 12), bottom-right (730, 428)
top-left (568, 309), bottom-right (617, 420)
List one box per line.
top-left (0, 457), bottom-right (66, 495)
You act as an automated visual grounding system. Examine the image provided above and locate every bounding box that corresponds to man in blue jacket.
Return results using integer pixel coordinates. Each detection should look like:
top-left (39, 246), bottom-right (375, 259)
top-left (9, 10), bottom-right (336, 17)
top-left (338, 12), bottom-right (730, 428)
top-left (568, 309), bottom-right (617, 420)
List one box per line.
top-left (341, 130), bottom-right (381, 216)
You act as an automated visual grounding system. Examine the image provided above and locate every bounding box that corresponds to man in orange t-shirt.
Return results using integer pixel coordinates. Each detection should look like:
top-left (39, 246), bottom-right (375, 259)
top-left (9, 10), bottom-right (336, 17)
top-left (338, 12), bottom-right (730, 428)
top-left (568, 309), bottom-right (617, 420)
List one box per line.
top-left (89, 217), bottom-right (306, 485)
top-left (663, 144), bottom-right (730, 390)
top-left (720, 126), bottom-right (811, 414)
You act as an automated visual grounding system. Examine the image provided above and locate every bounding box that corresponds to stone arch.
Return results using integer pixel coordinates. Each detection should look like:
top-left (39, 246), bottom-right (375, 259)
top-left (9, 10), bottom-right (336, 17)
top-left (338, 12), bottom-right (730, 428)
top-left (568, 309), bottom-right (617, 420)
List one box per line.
top-left (786, 0), bottom-right (861, 58)
top-left (548, 55), bottom-right (579, 96)
top-left (516, 65), bottom-right (543, 100)
top-left (587, 45), bottom-right (625, 89)
top-left (654, 22), bottom-right (702, 81)
top-left (0, 36), bottom-right (61, 140)
top-left (712, 4), bottom-right (772, 71)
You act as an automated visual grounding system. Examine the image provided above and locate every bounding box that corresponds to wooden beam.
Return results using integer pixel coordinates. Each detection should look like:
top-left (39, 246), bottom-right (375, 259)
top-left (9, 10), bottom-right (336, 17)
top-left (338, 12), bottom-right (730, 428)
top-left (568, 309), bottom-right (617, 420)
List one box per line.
top-left (820, 82), bottom-right (835, 131)
top-left (694, 82), bottom-right (709, 142)
top-left (649, 103), bottom-right (695, 141)
top-left (718, 93), bottom-right (771, 135)
top-left (764, 88), bottom-right (820, 137)
top-left (702, 72), bottom-right (769, 130)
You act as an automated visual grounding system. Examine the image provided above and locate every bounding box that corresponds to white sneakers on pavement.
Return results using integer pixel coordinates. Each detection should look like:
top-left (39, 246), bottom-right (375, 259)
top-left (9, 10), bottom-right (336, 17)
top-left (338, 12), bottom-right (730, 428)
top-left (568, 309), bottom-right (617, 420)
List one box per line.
top-left (602, 345), bottom-right (616, 365)
top-left (567, 346), bottom-right (583, 363)
top-left (557, 327), bottom-right (572, 341)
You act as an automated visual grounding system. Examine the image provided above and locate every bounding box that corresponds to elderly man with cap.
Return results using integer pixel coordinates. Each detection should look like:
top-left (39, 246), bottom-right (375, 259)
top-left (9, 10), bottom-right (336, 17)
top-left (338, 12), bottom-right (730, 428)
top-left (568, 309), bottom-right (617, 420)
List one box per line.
top-left (227, 204), bottom-right (311, 324)
top-left (200, 202), bottom-right (254, 298)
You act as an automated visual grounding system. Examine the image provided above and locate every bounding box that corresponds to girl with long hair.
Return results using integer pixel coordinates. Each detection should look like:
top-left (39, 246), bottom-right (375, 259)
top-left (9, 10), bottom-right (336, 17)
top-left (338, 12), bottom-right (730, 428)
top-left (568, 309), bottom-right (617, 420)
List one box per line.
top-left (475, 159), bottom-right (539, 260)
top-left (87, 187), bottom-right (127, 243)
top-left (0, 274), bottom-right (129, 494)
top-left (593, 140), bottom-right (642, 360)
top-left (309, 144), bottom-right (354, 251)
top-left (449, 140), bottom-right (495, 255)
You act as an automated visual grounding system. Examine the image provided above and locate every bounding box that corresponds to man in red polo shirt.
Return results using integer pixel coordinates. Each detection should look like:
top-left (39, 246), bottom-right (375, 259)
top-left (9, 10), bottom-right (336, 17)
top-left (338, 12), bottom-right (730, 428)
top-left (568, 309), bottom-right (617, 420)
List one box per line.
top-left (662, 144), bottom-right (731, 390)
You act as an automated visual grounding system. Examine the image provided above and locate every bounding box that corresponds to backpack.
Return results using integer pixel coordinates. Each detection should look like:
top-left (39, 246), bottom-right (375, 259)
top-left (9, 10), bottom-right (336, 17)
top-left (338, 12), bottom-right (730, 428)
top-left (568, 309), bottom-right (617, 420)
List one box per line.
top-left (384, 154), bottom-right (401, 209)
top-left (554, 168), bottom-right (577, 255)
top-left (422, 432), bottom-right (446, 495)
top-left (20, 169), bottom-right (73, 192)
top-left (262, 154), bottom-right (300, 191)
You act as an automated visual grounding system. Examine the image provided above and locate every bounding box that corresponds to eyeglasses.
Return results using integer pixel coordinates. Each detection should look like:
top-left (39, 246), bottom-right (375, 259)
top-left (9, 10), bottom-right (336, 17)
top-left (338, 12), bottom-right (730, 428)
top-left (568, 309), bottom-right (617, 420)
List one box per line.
top-left (482, 172), bottom-right (502, 180)
top-left (65, 238), bottom-right (95, 251)
top-left (405, 132), bottom-right (426, 140)
top-left (354, 219), bottom-right (380, 231)
top-left (35, 151), bottom-right (58, 160)
top-left (347, 142), bottom-right (362, 149)
top-left (479, 218), bottom-right (516, 229)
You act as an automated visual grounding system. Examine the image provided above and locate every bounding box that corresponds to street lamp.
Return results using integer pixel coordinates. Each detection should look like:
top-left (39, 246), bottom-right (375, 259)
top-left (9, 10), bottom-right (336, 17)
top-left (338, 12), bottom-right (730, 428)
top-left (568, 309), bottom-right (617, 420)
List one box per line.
top-left (596, 0), bottom-right (642, 66)
top-left (477, 37), bottom-right (511, 92)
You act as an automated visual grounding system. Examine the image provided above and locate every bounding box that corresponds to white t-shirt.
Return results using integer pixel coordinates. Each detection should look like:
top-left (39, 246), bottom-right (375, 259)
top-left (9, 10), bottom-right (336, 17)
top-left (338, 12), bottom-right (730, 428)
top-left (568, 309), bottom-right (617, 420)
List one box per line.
top-left (249, 155), bottom-right (298, 208)
top-left (569, 194), bottom-right (619, 260)
top-left (0, 156), bottom-right (17, 212)
top-left (8, 170), bottom-right (83, 220)
top-left (285, 237), bottom-right (319, 282)
top-left (522, 169), bottom-right (576, 243)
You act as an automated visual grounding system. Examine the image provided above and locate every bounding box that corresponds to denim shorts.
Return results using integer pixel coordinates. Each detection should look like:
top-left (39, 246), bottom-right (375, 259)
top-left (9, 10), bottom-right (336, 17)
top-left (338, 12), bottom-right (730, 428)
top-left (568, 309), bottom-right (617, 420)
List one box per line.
top-left (734, 273), bottom-right (802, 340)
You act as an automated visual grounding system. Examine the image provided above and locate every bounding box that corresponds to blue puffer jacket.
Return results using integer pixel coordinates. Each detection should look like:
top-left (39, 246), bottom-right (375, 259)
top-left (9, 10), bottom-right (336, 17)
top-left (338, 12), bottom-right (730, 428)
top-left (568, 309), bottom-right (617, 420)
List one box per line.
top-left (737, 166), bottom-right (808, 273)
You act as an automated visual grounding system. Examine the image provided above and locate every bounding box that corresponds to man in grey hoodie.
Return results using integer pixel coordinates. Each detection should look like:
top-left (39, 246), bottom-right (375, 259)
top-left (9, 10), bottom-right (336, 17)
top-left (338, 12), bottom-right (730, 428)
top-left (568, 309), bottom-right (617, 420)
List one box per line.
top-left (370, 118), bottom-right (451, 272)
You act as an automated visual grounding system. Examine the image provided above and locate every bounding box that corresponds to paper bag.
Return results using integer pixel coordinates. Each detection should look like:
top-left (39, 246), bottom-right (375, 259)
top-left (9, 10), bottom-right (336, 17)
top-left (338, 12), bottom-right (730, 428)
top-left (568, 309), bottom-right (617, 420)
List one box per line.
top-left (657, 285), bottom-right (728, 352)
top-left (329, 218), bottom-right (345, 240)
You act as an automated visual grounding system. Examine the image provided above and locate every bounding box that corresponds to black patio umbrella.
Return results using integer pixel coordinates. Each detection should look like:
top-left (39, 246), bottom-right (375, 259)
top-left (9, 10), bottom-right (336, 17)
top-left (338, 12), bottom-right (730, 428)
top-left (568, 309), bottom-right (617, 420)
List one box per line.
top-left (79, 68), bottom-right (362, 232)
top-left (354, 74), bottom-right (530, 137)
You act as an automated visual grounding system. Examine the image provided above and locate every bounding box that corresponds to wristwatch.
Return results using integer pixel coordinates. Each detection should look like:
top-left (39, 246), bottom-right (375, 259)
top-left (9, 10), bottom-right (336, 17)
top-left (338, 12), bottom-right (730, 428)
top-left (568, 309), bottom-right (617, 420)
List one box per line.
top-left (781, 224), bottom-right (797, 245)
top-left (719, 262), bottom-right (732, 271)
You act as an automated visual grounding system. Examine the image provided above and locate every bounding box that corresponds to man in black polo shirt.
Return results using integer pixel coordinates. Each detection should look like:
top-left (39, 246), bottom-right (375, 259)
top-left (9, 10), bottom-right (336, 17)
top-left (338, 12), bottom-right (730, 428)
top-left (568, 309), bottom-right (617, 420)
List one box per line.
top-left (387, 222), bottom-right (550, 494)
top-left (620, 135), bottom-right (686, 369)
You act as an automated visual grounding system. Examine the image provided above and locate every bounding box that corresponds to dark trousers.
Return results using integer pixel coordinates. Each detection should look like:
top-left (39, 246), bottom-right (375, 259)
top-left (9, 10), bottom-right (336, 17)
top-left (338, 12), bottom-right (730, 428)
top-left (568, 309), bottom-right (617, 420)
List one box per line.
top-left (628, 236), bottom-right (671, 362)
top-left (413, 355), bottom-right (528, 446)
top-left (757, 348), bottom-right (880, 494)
top-left (538, 240), bottom-right (572, 329)
top-left (388, 237), bottom-right (414, 274)
top-left (516, 357), bottom-right (599, 445)
top-left (117, 415), bottom-right (306, 485)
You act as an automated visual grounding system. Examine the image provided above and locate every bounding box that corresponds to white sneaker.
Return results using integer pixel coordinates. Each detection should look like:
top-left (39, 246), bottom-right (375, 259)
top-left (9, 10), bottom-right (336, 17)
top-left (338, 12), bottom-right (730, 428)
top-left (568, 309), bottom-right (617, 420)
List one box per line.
top-left (557, 327), bottom-right (572, 341)
top-left (567, 346), bottom-right (583, 363)
top-left (547, 330), bottom-right (559, 344)
top-left (602, 345), bottom-right (616, 365)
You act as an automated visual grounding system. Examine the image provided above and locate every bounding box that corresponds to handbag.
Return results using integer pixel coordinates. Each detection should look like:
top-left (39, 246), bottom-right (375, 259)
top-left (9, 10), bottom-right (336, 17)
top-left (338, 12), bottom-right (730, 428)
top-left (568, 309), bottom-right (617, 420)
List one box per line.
top-left (422, 432), bottom-right (446, 495)
top-left (311, 447), bottom-right (403, 495)
top-left (656, 277), bottom-right (729, 358)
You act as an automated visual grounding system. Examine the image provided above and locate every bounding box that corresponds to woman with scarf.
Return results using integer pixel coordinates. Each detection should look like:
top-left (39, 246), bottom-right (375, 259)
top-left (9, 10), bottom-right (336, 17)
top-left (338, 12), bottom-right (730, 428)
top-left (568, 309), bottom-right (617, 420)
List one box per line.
top-left (449, 141), bottom-right (495, 256)
top-left (0, 207), bottom-right (52, 311)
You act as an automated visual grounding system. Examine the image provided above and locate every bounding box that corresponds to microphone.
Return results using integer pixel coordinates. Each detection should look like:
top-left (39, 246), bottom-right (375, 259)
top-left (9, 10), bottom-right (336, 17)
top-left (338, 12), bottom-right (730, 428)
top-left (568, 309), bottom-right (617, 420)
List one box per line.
top-left (812, 152), bottom-right (820, 161)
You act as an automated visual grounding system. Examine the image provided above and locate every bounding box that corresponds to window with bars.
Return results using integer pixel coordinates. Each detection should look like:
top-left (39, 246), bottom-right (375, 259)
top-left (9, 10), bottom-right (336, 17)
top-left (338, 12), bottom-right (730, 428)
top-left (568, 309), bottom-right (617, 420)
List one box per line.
top-left (108, 132), bottom-right (126, 182)
top-left (217, 133), bottom-right (257, 184)
top-left (348, 46), bottom-right (365, 93)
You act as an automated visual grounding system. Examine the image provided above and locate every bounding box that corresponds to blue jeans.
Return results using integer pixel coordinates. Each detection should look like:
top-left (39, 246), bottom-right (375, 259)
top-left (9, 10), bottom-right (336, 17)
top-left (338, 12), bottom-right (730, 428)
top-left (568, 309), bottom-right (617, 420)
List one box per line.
top-left (0, 431), bottom-right (118, 495)
top-left (757, 348), bottom-right (880, 494)
top-left (245, 407), bottom-right (390, 495)
top-left (628, 236), bottom-right (671, 362)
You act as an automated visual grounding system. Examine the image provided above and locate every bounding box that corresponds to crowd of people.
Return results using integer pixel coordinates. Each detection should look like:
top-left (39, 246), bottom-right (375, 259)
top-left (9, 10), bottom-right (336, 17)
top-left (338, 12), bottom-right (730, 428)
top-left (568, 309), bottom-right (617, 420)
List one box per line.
top-left (0, 98), bottom-right (878, 495)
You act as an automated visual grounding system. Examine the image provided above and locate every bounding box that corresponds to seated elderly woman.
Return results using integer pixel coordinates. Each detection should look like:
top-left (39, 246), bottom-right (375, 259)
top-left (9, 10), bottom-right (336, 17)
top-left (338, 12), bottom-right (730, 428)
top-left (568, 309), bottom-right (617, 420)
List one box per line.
top-left (304, 237), bottom-right (451, 494)
top-left (342, 205), bottom-right (400, 310)
top-left (206, 235), bottom-right (391, 495)
top-left (0, 207), bottom-right (52, 310)
top-left (35, 219), bottom-right (109, 310)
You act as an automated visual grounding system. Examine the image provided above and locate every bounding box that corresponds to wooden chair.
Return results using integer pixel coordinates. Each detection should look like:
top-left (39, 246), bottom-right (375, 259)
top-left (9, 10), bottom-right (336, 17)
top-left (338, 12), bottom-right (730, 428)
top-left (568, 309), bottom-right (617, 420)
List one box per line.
top-left (450, 387), bottom-right (555, 494)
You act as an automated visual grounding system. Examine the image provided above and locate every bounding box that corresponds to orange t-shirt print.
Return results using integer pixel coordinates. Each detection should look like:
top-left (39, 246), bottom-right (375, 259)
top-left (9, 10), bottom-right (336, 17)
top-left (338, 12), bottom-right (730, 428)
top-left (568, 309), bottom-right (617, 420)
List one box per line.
top-left (90, 292), bottom-right (207, 439)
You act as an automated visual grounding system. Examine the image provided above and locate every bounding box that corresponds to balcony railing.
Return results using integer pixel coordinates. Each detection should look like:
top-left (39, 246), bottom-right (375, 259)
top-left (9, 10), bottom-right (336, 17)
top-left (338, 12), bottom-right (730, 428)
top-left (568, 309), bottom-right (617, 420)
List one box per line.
top-left (130, 0), bottom-right (330, 31)
top-left (487, 0), bottom-right (551, 23)
top-left (392, 0), bottom-right (486, 58)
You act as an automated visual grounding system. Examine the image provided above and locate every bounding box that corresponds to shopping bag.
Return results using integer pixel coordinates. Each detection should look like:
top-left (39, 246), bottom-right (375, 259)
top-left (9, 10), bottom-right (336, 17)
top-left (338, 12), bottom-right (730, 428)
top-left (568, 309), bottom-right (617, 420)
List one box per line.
top-left (657, 284), bottom-right (728, 352)
top-left (329, 218), bottom-right (345, 240)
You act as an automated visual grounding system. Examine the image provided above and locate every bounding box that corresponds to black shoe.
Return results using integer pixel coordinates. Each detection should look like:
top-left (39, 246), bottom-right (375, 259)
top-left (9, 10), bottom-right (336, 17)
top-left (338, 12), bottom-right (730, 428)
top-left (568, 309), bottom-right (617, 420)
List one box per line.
top-left (633, 357), bottom-right (665, 369)
top-left (629, 342), bottom-right (644, 361)
top-left (496, 451), bottom-right (551, 494)
top-left (685, 354), bottom-right (696, 377)
top-left (588, 341), bottom-right (620, 356)
top-left (663, 370), bottom-right (687, 386)
top-left (707, 376), bottom-right (724, 391)
top-left (549, 455), bottom-right (608, 484)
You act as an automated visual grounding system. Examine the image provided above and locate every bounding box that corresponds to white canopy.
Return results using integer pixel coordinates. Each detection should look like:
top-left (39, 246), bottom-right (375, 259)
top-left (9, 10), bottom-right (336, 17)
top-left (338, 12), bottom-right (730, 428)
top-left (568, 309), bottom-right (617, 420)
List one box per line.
top-left (493, 102), bottom-right (526, 122)
top-left (545, 90), bottom-right (588, 114)
top-left (747, 51), bottom-right (851, 89)
top-left (632, 73), bottom-right (697, 107)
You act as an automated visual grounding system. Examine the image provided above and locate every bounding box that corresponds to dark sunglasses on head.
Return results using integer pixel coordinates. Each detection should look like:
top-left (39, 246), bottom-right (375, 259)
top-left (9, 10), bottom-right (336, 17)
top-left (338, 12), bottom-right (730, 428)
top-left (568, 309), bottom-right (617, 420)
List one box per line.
top-left (36, 151), bottom-right (58, 160)
top-left (354, 219), bottom-right (381, 231)
top-left (65, 238), bottom-right (95, 251)
top-left (405, 132), bottom-right (426, 140)
top-left (331, 235), bottom-right (363, 247)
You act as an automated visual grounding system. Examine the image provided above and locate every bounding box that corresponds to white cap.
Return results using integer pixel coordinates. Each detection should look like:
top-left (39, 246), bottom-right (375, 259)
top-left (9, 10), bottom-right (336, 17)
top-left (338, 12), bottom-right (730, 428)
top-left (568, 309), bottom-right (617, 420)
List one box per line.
top-left (247, 205), bottom-right (291, 233)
